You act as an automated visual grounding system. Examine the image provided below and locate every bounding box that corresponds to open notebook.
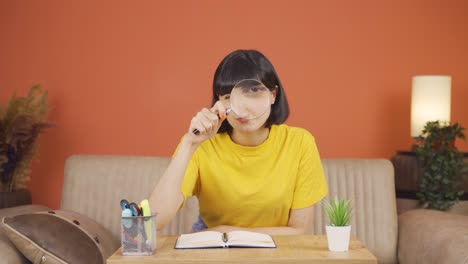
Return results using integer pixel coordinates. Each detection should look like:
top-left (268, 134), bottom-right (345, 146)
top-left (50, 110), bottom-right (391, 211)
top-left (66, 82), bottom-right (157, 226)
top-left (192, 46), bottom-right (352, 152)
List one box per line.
top-left (174, 230), bottom-right (277, 249)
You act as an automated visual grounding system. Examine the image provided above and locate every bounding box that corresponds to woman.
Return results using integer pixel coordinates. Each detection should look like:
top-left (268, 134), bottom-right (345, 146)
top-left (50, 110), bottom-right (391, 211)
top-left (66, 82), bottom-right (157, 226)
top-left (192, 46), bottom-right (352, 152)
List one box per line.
top-left (150, 49), bottom-right (327, 235)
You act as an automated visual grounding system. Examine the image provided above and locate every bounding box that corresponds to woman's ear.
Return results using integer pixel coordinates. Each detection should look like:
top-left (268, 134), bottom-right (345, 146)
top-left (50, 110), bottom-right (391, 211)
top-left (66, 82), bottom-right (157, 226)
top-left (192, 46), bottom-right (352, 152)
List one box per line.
top-left (218, 94), bottom-right (226, 101)
top-left (271, 85), bottom-right (278, 104)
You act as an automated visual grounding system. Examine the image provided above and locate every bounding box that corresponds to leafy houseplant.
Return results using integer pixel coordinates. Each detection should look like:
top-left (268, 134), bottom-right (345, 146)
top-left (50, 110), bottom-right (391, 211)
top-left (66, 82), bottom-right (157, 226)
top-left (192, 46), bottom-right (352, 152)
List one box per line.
top-left (0, 85), bottom-right (53, 195)
top-left (413, 121), bottom-right (467, 211)
top-left (322, 196), bottom-right (353, 252)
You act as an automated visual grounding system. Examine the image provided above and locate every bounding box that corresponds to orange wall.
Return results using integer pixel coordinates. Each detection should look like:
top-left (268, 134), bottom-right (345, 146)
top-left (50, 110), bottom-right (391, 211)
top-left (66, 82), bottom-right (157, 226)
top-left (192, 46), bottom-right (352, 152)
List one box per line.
top-left (1, 0), bottom-right (467, 209)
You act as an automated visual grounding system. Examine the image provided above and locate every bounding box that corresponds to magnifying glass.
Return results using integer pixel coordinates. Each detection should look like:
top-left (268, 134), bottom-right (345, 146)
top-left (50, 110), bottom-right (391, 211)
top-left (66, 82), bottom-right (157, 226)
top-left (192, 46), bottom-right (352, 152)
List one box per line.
top-left (192, 79), bottom-right (273, 135)
top-left (229, 79), bottom-right (272, 120)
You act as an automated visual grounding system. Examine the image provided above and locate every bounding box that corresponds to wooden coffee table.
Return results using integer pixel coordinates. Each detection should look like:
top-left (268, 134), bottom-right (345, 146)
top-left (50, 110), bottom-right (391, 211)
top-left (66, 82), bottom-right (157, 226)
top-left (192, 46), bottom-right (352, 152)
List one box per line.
top-left (107, 235), bottom-right (377, 264)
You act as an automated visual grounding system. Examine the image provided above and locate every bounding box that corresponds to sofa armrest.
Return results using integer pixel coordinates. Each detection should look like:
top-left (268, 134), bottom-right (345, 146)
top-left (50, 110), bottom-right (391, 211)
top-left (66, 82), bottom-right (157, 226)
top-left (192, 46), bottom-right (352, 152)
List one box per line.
top-left (0, 204), bottom-right (49, 264)
top-left (398, 209), bottom-right (468, 264)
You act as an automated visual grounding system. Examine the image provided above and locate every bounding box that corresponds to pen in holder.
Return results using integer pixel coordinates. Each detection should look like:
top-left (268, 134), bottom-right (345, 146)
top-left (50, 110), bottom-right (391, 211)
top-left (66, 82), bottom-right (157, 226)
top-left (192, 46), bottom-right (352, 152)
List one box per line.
top-left (121, 213), bottom-right (157, 255)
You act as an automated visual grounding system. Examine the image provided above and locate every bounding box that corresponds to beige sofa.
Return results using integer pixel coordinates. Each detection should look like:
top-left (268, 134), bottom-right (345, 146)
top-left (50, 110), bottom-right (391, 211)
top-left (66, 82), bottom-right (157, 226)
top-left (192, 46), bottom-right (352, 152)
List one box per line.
top-left (1, 155), bottom-right (467, 263)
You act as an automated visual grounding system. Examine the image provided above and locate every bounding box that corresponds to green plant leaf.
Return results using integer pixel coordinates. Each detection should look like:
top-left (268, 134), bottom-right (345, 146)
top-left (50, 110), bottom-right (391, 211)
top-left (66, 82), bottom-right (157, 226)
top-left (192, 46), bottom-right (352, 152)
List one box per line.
top-left (414, 120), bottom-right (466, 211)
top-left (322, 196), bottom-right (352, 226)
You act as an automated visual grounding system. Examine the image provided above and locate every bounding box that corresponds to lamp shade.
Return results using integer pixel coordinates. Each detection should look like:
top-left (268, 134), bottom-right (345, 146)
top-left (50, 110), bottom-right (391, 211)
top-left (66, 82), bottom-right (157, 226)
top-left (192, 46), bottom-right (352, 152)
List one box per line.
top-left (411, 75), bottom-right (451, 137)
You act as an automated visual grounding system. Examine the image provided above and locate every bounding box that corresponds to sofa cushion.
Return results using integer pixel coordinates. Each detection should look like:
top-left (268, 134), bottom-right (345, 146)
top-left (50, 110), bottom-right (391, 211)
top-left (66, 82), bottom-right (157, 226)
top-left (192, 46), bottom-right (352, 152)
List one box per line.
top-left (1, 210), bottom-right (120, 264)
top-left (0, 230), bottom-right (31, 264)
top-left (398, 209), bottom-right (468, 264)
top-left (315, 159), bottom-right (398, 264)
top-left (0, 204), bottom-right (50, 264)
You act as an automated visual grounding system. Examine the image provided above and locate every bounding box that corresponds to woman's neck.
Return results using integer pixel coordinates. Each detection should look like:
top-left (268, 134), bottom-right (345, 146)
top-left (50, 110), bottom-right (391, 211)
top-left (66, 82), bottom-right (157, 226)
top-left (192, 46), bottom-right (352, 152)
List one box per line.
top-left (230, 127), bottom-right (270, 147)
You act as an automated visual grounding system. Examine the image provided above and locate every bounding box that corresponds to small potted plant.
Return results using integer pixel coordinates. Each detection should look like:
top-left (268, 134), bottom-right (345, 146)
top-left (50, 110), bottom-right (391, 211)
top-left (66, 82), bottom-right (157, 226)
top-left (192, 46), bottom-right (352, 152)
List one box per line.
top-left (0, 85), bottom-right (53, 208)
top-left (323, 196), bottom-right (352, 251)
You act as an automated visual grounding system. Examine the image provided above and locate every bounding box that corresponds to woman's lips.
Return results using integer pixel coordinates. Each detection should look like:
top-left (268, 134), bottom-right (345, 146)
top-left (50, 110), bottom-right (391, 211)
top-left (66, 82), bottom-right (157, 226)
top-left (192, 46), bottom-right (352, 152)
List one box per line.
top-left (236, 117), bottom-right (249, 124)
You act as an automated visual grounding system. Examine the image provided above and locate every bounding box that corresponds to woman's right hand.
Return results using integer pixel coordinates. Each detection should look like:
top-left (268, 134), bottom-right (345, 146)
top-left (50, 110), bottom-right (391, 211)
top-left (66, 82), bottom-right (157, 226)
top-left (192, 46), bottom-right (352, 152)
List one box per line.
top-left (185, 101), bottom-right (227, 145)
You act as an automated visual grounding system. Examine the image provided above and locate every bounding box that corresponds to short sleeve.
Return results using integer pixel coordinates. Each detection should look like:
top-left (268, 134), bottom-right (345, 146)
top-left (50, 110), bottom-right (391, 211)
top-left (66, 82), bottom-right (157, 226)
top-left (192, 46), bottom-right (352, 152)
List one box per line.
top-left (291, 132), bottom-right (328, 209)
top-left (172, 137), bottom-right (200, 200)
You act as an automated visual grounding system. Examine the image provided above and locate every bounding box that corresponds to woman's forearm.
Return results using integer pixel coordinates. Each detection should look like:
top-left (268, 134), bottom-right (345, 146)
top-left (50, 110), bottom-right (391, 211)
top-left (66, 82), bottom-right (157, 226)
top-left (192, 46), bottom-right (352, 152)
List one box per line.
top-left (204, 225), bottom-right (305, 235)
top-left (149, 136), bottom-right (198, 230)
top-left (201, 207), bottom-right (314, 235)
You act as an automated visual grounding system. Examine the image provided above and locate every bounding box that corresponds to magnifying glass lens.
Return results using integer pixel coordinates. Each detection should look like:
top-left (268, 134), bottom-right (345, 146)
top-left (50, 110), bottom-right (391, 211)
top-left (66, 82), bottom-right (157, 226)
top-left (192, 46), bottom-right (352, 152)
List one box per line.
top-left (229, 79), bottom-right (271, 120)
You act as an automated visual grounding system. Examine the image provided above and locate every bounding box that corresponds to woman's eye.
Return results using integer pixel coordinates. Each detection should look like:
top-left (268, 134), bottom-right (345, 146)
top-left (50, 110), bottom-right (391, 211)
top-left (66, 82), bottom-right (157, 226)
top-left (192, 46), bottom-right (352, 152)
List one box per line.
top-left (250, 86), bottom-right (268, 93)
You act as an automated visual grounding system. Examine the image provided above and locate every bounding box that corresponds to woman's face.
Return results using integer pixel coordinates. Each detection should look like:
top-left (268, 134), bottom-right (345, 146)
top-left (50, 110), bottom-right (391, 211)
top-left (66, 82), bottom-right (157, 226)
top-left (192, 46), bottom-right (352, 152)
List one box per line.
top-left (219, 86), bottom-right (276, 133)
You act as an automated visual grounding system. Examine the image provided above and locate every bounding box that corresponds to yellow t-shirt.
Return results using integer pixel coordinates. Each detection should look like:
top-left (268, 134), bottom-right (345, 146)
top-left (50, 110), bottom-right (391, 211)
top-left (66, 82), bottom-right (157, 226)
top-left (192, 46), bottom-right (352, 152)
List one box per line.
top-left (179, 124), bottom-right (328, 228)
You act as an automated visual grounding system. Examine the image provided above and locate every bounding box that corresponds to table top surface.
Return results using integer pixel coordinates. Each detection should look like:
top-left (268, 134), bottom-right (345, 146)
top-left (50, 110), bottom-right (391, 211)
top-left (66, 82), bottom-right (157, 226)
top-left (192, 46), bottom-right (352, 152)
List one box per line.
top-left (107, 235), bottom-right (377, 264)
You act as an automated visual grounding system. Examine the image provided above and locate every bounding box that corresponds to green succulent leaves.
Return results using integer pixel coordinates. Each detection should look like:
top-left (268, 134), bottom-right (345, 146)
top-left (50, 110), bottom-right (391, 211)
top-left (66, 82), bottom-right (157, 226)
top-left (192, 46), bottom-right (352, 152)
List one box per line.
top-left (322, 197), bottom-right (352, 227)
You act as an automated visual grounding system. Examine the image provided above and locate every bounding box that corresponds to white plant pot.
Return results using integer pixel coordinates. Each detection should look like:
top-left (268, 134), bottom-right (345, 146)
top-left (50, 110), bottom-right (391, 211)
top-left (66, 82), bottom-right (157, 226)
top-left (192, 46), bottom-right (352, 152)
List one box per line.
top-left (326, 225), bottom-right (351, 252)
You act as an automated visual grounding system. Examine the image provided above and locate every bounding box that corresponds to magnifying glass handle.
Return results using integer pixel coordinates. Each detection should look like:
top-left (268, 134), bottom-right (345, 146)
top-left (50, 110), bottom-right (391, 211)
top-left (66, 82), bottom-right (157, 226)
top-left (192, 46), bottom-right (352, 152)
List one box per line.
top-left (192, 109), bottom-right (231, 135)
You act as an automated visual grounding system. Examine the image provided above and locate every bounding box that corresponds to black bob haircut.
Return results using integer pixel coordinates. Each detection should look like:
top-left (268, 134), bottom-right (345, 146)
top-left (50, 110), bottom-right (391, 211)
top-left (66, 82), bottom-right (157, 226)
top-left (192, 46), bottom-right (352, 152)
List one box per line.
top-left (212, 49), bottom-right (289, 133)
